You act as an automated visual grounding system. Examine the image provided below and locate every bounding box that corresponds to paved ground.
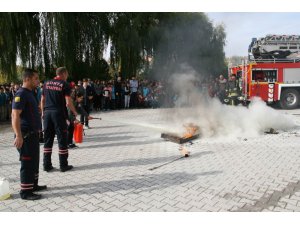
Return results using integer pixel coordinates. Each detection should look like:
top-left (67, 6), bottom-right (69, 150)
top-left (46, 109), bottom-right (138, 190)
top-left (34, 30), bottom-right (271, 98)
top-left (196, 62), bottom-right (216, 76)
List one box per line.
top-left (1, 107), bottom-right (300, 212)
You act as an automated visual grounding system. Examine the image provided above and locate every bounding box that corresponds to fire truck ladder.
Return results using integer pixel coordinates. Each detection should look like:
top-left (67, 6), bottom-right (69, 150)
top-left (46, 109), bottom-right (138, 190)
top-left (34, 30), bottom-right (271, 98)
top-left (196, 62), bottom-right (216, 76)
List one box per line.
top-left (250, 58), bottom-right (300, 64)
top-left (242, 59), bottom-right (249, 100)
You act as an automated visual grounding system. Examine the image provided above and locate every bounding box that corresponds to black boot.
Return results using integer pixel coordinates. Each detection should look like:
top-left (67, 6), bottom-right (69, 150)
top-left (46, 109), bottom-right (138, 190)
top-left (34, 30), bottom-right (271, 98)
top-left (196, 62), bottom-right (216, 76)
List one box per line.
top-left (33, 185), bottom-right (47, 192)
top-left (60, 165), bottom-right (73, 172)
top-left (43, 165), bottom-right (54, 172)
top-left (59, 153), bottom-right (71, 172)
top-left (20, 191), bottom-right (41, 200)
top-left (43, 153), bottom-right (53, 172)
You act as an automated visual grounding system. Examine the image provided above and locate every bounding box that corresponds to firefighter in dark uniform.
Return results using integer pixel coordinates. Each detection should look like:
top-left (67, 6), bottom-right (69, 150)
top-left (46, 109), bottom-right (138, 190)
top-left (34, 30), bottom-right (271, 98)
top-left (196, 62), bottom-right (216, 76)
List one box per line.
top-left (79, 79), bottom-right (94, 129)
top-left (225, 74), bottom-right (241, 106)
top-left (41, 67), bottom-right (78, 172)
top-left (11, 69), bottom-right (47, 200)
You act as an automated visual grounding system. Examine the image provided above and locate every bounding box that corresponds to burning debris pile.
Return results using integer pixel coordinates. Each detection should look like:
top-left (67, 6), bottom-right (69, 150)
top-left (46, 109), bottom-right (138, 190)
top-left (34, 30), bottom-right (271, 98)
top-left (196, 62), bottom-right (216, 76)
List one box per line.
top-left (182, 123), bottom-right (199, 138)
top-left (161, 123), bottom-right (200, 144)
top-left (161, 123), bottom-right (200, 157)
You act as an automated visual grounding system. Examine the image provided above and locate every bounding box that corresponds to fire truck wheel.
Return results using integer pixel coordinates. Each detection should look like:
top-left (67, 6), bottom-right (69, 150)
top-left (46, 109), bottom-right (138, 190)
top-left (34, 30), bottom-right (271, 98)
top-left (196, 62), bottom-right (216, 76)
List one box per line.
top-left (280, 89), bottom-right (300, 109)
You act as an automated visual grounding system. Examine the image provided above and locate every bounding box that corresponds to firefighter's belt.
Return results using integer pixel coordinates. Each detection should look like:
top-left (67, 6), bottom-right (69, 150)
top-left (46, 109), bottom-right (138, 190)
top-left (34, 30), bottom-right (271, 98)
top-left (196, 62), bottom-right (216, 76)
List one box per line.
top-left (21, 131), bottom-right (38, 139)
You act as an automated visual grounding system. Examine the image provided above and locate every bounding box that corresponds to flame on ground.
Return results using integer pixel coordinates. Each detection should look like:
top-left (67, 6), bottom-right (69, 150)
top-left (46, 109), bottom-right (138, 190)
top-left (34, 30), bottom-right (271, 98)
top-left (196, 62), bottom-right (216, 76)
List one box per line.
top-left (182, 123), bottom-right (199, 138)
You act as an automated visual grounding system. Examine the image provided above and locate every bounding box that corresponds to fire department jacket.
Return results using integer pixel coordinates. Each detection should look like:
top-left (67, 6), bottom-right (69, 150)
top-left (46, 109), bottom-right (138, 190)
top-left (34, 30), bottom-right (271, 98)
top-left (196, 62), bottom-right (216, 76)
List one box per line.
top-left (225, 81), bottom-right (240, 97)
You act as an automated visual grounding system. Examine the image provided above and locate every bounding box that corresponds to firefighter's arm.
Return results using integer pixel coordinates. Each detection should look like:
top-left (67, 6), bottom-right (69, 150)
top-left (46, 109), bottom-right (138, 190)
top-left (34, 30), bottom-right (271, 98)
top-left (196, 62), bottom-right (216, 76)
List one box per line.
top-left (66, 96), bottom-right (78, 118)
top-left (41, 95), bottom-right (45, 118)
top-left (11, 109), bottom-right (23, 149)
top-left (38, 101), bottom-right (42, 114)
top-left (88, 88), bottom-right (94, 100)
top-left (88, 90), bottom-right (94, 99)
top-left (88, 91), bottom-right (93, 99)
top-left (77, 105), bottom-right (93, 119)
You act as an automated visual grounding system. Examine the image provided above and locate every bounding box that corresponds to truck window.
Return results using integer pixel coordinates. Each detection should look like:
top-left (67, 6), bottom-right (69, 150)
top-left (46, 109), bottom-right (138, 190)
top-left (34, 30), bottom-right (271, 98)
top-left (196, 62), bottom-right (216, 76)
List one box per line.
top-left (252, 70), bottom-right (277, 82)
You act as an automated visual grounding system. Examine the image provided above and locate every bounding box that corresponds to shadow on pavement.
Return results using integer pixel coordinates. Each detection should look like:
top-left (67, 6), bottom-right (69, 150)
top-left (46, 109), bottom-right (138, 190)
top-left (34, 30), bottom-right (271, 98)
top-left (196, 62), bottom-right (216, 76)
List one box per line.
top-left (82, 135), bottom-right (137, 142)
top-left (70, 151), bottom-right (214, 171)
top-left (84, 132), bottom-right (136, 137)
top-left (91, 125), bottom-right (126, 129)
top-left (41, 170), bottom-right (223, 198)
top-left (78, 139), bottom-right (163, 149)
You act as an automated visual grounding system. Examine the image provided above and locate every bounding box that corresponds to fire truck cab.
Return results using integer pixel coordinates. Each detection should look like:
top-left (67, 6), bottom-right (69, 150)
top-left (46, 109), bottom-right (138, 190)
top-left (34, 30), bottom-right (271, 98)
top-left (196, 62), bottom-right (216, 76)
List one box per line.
top-left (230, 59), bottom-right (300, 109)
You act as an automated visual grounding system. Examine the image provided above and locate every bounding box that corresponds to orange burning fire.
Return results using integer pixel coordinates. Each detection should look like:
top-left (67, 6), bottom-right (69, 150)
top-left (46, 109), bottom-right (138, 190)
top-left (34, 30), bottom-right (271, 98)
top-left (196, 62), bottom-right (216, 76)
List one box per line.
top-left (182, 123), bottom-right (199, 138)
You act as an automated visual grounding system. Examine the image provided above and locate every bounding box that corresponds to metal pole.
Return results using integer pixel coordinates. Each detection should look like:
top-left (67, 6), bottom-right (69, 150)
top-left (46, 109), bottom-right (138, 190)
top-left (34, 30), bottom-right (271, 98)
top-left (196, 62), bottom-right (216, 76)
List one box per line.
top-left (243, 58), bottom-right (248, 100)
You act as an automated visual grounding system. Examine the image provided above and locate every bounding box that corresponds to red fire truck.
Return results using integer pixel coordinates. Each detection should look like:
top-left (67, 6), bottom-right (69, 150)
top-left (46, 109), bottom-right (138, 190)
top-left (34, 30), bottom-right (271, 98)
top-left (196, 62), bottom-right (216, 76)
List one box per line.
top-left (230, 59), bottom-right (300, 109)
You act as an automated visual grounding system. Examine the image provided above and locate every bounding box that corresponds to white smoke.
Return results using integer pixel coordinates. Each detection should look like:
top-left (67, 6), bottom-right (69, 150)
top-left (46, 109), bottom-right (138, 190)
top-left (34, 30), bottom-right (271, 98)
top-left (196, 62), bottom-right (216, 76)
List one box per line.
top-left (171, 68), bottom-right (201, 108)
top-left (162, 70), bottom-right (297, 139)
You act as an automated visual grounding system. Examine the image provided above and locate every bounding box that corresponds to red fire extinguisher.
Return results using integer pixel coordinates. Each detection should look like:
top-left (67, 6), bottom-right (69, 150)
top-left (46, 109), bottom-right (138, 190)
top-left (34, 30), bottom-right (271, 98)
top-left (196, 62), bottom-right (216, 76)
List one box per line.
top-left (73, 123), bottom-right (83, 143)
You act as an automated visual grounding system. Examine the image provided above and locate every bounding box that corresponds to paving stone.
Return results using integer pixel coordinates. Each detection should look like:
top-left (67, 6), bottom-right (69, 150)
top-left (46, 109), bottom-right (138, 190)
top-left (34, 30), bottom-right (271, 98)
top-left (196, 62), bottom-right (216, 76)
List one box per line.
top-left (0, 207), bottom-right (13, 212)
top-left (1, 108), bottom-right (300, 212)
top-left (174, 202), bottom-right (193, 211)
top-left (68, 206), bottom-right (85, 212)
top-left (30, 205), bottom-right (48, 211)
top-left (147, 207), bottom-right (165, 212)
top-left (5, 202), bottom-right (22, 210)
top-left (160, 204), bottom-right (180, 212)
top-left (46, 203), bottom-right (61, 211)
top-left (52, 197), bottom-right (65, 204)
top-left (12, 207), bottom-right (32, 212)
top-left (281, 198), bottom-right (298, 206)
top-left (273, 207), bottom-right (292, 212)
top-left (106, 206), bottom-right (123, 212)
top-left (188, 206), bottom-right (207, 212)
top-left (135, 202), bottom-right (152, 210)
top-left (57, 201), bottom-right (73, 208)
top-left (80, 204), bottom-right (100, 211)
top-left (285, 204), bottom-right (300, 212)
top-left (121, 204), bottom-right (140, 212)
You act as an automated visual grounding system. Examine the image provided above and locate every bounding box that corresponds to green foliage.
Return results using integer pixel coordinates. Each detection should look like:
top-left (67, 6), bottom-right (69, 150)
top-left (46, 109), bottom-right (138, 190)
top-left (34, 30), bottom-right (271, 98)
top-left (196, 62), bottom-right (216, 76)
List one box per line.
top-left (0, 73), bottom-right (7, 84)
top-left (0, 13), bottom-right (227, 82)
top-left (0, 13), bottom-right (41, 82)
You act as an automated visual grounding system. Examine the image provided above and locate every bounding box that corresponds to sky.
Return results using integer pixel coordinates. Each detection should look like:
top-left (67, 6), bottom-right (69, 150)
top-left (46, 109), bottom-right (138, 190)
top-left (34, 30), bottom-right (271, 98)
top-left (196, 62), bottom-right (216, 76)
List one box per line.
top-left (3, 0), bottom-right (300, 59)
top-left (206, 12), bottom-right (300, 57)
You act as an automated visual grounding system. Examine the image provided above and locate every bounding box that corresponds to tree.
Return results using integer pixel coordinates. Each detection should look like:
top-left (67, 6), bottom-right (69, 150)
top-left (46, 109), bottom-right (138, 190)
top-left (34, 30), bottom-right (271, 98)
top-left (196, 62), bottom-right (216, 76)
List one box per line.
top-left (0, 12), bottom-right (227, 82)
top-left (0, 13), bottom-right (41, 81)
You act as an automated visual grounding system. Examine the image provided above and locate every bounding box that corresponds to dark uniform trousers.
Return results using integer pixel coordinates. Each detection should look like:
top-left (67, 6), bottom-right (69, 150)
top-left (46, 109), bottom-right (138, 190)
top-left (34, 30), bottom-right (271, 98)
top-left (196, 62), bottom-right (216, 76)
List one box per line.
top-left (17, 132), bottom-right (40, 197)
top-left (43, 110), bottom-right (69, 168)
top-left (67, 121), bottom-right (75, 145)
top-left (80, 105), bottom-right (90, 126)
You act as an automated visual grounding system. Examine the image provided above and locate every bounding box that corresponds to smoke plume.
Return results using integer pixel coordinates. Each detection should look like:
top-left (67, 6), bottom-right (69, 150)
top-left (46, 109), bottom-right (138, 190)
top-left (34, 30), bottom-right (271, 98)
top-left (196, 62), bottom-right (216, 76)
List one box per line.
top-left (162, 70), bottom-right (297, 139)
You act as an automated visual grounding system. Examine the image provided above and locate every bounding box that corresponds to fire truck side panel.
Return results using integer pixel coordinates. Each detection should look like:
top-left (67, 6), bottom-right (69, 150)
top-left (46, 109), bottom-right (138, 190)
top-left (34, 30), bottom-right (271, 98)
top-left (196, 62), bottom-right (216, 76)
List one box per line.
top-left (249, 82), bottom-right (278, 102)
top-left (231, 61), bottom-right (300, 108)
top-left (247, 63), bottom-right (300, 101)
top-left (283, 68), bottom-right (300, 83)
top-left (278, 67), bottom-right (283, 82)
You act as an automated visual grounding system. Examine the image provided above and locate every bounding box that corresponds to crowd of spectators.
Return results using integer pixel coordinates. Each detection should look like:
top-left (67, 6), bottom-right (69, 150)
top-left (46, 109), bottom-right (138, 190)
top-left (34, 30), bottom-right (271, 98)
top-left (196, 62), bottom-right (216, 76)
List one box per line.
top-left (0, 74), bottom-right (233, 123)
top-left (0, 83), bottom-right (20, 122)
top-left (71, 77), bottom-right (174, 112)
